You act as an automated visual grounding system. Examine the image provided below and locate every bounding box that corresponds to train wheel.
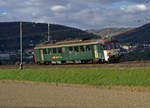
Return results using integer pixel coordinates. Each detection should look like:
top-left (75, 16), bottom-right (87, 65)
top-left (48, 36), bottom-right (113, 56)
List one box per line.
top-left (47, 61), bottom-right (51, 65)
top-left (81, 60), bottom-right (86, 64)
top-left (61, 61), bottom-right (66, 64)
top-left (108, 60), bottom-right (112, 64)
top-left (84, 60), bottom-right (88, 64)
top-left (114, 59), bottom-right (120, 63)
top-left (37, 62), bottom-right (41, 65)
top-left (98, 59), bottom-right (103, 64)
top-left (45, 62), bottom-right (50, 65)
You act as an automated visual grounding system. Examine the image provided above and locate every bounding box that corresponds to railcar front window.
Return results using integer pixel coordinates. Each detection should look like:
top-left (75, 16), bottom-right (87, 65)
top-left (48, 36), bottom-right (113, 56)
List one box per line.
top-left (102, 45), bottom-right (106, 50)
top-left (105, 44), bottom-right (110, 50)
top-left (111, 42), bottom-right (115, 49)
top-left (116, 43), bottom-right (120, 49)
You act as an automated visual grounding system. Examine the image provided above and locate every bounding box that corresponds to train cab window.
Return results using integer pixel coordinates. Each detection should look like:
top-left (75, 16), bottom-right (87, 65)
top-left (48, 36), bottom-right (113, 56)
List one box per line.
top-left (48, 48), bottom-right (52, 54)
top-left (103, 45), bottom-right (106, 50)
top-left (58, 48), bottom-right (62, 53)
top-left (86, 45), bottom-right (90, 51)
top-left (69, 47), bottom-right (73, 53)
top-left (43, 49), bottom-right (47, 54)
top-left (80, 46), bottom-right (84, 52)
top-left (116, 42), bottom-right (120, 49)
top-left (74, 46), bottom-right (79, 52)
top-left (102, 44), bottom-right (106, 50)
top-left (111, 42), bottom-right (115, 49)
top-left (53, 48), bottom-right (57, 54)
top-left (106, 44), bottom-right (111, 50)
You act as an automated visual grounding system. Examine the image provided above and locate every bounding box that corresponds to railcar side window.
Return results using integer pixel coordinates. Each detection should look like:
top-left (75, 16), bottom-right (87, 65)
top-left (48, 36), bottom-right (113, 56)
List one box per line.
top-left (74, 46), bottom-right (79, 52)
top-left (53, 48), bottom-right (57, 53)
top-left (86, 45), bottom-right (90, 51)
top-left (48, 48), bottom-right (52, 54)
top-left (69, 47), bottom-right (73, 53)
top-left (80, 46), bottom-right (84, 52)
top-left (43, 49), bottom-right (47, 54)
top-left (58, 48), bottom-right (62, 53)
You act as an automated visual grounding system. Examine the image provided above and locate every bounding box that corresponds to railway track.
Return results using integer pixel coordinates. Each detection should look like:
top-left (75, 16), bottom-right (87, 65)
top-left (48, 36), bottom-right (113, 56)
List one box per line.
top-left (0, 61), bottom-right (150, 69)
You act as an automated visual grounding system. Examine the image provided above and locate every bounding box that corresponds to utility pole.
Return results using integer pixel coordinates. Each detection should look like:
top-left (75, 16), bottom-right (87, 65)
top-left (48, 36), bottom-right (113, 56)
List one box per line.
top-left (19, 22), bottom-right (23, 70)
top-left (48, 23), bottom-right (50, 42)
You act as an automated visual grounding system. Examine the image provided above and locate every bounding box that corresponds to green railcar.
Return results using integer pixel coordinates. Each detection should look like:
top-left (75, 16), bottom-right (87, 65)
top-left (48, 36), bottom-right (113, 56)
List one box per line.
top-left (34, 39), bottom-right (120, 64)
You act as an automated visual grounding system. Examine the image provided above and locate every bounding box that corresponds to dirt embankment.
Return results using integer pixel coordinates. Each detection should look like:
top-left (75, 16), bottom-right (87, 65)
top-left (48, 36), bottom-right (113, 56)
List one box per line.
top-left (0, 80), bottom-right (150, 108)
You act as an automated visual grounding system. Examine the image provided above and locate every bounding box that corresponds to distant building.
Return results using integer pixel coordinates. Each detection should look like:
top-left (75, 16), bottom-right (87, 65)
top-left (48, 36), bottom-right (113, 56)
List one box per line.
top-left (0, 53), bottom-right (10, 60)
top-left (24, 49), bottom-right (34, 55)
top-left (121, 45), bottom-right (130, 50)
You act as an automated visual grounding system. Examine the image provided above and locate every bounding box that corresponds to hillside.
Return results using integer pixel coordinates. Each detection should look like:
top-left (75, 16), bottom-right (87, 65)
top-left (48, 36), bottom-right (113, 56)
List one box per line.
top-left (87, 28), bottom-right (131, 37)
top-left (0, 22), bottom-right (98, 51)
top-left (112, 23), bottom-right (150, 61)
top-left (1, 22), bottom-right (150, 62)
top-left (87, 23), bottom-right (150, 61)
top-left (113, 23), bottom-right (150, 43)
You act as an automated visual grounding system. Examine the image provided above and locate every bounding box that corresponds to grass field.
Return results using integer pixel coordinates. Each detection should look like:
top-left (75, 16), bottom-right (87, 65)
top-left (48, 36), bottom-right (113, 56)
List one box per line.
top-left (0, 68), bottom-right (150, 86)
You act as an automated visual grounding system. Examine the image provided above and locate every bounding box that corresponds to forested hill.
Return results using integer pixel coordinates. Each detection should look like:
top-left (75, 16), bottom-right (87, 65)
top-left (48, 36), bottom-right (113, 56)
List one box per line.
top-left (113, 22), bottom-right (150, 43)
top-left (0, 22), bottom-right (98, 51)
top-left (87, 28), bottom-right (131, 37)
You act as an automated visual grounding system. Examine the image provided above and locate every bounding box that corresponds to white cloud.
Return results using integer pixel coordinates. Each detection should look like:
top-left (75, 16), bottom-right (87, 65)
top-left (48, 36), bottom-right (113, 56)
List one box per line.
top-left (136, 4), bottom-right (147, 10)
top-left (50, 5), bottom-right (67, 12)
top-left (0, 0), bottom-right (150, 29)
top-left (0, 1), bottom-right (8, 7)
top-left (1, 12), bottom-right (8, 15)
top-left (121, 4), bottom-right (148, 13)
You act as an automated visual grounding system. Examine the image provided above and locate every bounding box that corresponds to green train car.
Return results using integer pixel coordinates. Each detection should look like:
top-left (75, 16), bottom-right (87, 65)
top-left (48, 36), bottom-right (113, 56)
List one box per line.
top-left (34, 39), bottom-right (120, 64)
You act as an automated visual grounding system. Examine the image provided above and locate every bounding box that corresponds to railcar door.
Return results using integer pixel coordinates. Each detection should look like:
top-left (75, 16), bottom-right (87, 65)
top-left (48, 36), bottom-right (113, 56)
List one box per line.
top-left (61, 47), bottom-right (67, 60)
top-left (94, 45), bottom-right (99, 59)
top-left (40, 49), bottom-right (44, 63)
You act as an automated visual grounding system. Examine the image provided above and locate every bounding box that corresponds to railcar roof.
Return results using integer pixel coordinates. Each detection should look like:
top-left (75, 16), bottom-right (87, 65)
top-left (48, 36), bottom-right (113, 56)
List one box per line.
top-left (34, 39), bottom-right (113, 49)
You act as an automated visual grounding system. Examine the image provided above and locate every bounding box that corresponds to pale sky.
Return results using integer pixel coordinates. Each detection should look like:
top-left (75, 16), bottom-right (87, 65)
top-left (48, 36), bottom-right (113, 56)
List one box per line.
top-left (0, 0), bottom-right (150, 29)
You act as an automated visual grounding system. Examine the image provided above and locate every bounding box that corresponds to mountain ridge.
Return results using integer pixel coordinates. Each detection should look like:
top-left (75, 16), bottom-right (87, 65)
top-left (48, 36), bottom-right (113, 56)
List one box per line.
top-left (0, 22), bottom-right (98, 51)
top-left (113, 22), bottom-right (150, 43)
top-left (87, 28), bottom-right (132, 37)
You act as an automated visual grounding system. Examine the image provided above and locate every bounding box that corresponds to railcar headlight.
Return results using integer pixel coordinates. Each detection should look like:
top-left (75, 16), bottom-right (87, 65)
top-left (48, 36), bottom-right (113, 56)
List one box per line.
top-left (107, 52), bottom-right (111, 55)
